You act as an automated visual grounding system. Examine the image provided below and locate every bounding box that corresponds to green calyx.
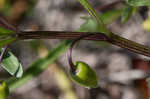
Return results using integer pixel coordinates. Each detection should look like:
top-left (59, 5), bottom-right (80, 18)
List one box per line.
top-left (0, 81), bottom-right (9, 99)
top-left (69, 61), bottom-right (98, 88)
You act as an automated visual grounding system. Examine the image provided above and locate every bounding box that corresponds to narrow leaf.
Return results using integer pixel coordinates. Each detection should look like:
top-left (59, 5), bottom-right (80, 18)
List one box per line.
top-left (0, 36), bottom-right (17, 47)
top-left (77, 0), bottom-right (111, 36)
top-left (0, 49), bottom-right (23, 78)
top-left (126, 0), bottom-right (150, 6)
top-left (78, 9), bottom-right (121, 32)
top-left (121, 5), bottom-right (137, 23)
top-left (0, 26), bottom-right (16, 35)
top-left (0, 16), bottom-right (17, 47)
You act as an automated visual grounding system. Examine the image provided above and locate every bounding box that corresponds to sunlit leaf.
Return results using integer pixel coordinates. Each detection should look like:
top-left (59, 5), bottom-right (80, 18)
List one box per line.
top-left (126, 0), bottom-right (150, 6)
top-left (121, 5), bottom-right (137, 23)
top-left (0, 49), bottom-right (23, 78)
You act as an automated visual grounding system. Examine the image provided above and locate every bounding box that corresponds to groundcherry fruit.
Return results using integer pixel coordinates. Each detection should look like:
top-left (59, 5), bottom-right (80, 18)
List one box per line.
top-left (69, 61), bottom-right (98, 88)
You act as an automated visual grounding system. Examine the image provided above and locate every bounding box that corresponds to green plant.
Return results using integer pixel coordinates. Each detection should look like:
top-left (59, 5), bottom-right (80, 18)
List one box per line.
top-left (67, 34), bottom-right (99, 88)
top-left (0, 0), bottom-right (150, 98)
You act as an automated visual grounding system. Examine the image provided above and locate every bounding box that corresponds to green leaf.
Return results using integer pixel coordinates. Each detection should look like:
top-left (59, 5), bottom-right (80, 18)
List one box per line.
top-left (77, 0), bottom-right (111, 36)
top-left (121, 5), bottom-right (137, 23)
top-left (78, 9), bottom-right (121, 32)
top-left (100, 10), bottom-right (122, 24)
top-left (0, 81), bottom-right (9, 99)
top-left (7, 40), bottom-right (71, 92)
top-left (78, 9), bottom-right (121, 46)
top-left (6, 9), bottom-right (121, 91)
top-left (0, 36), bottom-right (17, 47)
top-left (0, 25), bottom-right (17, 47)
top-left (0, 26), bottom-right (16, 35)
top-left (126, 0), bottom-right (150, 6)
top-left (1, 49), bottom-right (23, 78)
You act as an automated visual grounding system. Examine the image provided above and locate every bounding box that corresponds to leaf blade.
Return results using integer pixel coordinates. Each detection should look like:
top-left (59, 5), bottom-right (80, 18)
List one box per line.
top-left (78, 0), bottom-right (111, 36)
top-left (126, 0), bottom-right (150, 6)
top-left (1, 49), bottom-right (23, 78)
top-left (121, 5), bottom-right (137, 23)
top-left (78, 9), bottom-right (121, 32)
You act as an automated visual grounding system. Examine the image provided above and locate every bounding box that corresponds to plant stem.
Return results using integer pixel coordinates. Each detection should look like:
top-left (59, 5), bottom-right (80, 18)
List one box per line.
top-left (18, 31), bottom-right (108, 40)
top-left (110, 33), bottom-right (150, 57)
top-left (18, 31), bottom-right (150, 57)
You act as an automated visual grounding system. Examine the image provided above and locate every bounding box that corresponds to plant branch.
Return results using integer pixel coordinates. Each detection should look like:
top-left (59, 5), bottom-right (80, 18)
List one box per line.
top-left (110, 33), bottom-right (150, 57)
top-left (18, 31), bottom-right (108, 40)
top-left (18, 31), bottom-right (150, 57)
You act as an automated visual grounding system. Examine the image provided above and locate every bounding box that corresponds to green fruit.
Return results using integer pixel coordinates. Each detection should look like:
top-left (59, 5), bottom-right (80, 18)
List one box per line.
top-left (0, 81), bottom-right (9, 99)
top-left (69, 61), bottom-right (98, 88)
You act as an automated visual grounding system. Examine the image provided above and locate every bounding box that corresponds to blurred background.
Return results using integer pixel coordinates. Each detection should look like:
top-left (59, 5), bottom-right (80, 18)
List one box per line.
top-left (0, 0), bottom-right (150, 99)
